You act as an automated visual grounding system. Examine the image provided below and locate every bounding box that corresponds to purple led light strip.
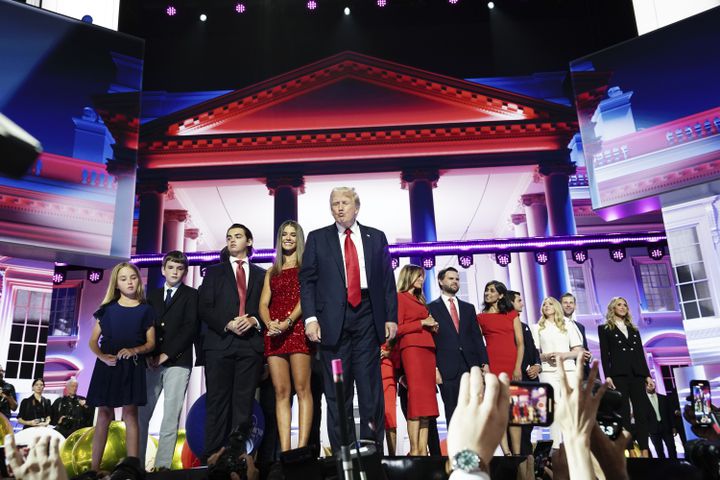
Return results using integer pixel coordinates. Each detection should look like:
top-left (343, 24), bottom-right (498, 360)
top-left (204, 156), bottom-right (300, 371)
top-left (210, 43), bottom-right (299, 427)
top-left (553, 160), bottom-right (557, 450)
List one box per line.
top-left (129, 231), bottom-right (666, 266)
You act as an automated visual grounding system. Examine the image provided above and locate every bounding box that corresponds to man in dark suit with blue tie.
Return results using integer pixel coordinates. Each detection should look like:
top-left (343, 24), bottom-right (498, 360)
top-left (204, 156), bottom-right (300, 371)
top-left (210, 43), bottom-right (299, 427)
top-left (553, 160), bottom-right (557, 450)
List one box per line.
top-left (508, 290), bottom-right (541, 455)
top-left (427, 267), bottom-right (488, 423)
top-left (199, 224), bottom-right (266, 458)
top-left (299, 187), bottom-right (398, 451)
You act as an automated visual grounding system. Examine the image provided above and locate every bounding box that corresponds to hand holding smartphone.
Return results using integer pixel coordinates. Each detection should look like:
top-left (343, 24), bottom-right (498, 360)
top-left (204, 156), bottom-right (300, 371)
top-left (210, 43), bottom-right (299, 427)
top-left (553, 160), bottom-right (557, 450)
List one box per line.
top-left (690, 379), bottom-right (712, 426)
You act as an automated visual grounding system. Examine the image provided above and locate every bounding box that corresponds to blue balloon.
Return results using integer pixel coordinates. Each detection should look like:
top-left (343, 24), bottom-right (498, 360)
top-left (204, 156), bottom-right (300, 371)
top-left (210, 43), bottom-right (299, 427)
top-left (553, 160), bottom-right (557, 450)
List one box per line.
top-left (184, 394), bottom-right (265, 457)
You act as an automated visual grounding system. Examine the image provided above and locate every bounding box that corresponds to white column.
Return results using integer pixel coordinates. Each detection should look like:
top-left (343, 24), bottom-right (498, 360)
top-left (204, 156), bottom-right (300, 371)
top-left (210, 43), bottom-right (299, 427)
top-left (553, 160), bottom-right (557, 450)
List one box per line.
top-left (183, 228), bottom-right (199, 287)
top-left (162, 209), bottom-right (188, 253)
top-left (512, 213), bottom-right (541, 324)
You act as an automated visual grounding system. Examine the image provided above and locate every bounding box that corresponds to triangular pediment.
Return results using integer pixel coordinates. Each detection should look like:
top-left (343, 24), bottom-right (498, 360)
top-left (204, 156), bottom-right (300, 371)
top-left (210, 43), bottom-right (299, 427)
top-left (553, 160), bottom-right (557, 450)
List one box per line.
top-left (142, 51), bottom-right (575, 140)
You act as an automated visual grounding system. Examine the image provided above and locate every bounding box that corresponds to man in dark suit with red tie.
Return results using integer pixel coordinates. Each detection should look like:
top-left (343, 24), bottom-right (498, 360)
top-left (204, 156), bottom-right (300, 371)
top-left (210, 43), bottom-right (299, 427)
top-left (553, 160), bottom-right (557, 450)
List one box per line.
top-left (427, 267), bottom-right (489, 423)
top-left (299, 187), bottom-right (398, 451)
top-left (199, 224), bottom-right (266, 458)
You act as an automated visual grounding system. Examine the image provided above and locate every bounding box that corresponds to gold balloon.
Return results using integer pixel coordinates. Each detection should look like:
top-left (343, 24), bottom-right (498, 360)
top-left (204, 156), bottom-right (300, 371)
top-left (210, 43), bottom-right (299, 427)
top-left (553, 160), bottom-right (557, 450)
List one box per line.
top-left (171, 430), bottom-right (186, 470)
top-left (72, 421), bottom-right (127, 475)
top-left (0, 413), bottom-right (13, 445)
top-left (61, 426), bottom-right (92, 478)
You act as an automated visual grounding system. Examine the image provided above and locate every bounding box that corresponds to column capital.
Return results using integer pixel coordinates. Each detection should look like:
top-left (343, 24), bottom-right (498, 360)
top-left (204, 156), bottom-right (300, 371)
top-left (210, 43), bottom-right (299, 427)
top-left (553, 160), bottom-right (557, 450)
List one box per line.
top-left (164, 209), bottom-right (188, 223)
top-left (537, 161), bottom-right (577, 177)
top-left (184, 228), bottom-right (200, 240)
top-left (136, 181), bottom-right (169, 196)
top-left (105, 146), bottom-right (137, 177)
top-left (521, 193), bottom-right (546, 207)
top-left (401, 168), bottom-right (439, 189)
top-left (266, 175), bottom-right (305, 195)
top-left (511, 213), bottom-right (527, 225)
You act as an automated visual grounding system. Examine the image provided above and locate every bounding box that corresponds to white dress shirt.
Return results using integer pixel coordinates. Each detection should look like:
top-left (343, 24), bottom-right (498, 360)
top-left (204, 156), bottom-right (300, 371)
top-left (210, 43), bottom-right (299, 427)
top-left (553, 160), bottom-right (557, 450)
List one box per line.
top-left (163, 284), bottom-right (178, 301)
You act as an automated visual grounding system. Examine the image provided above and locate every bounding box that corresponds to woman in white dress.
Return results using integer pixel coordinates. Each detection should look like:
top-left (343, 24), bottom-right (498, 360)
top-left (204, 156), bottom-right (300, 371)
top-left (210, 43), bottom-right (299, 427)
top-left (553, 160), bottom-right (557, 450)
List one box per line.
top-left (530, 297), bottom-right (584, 448)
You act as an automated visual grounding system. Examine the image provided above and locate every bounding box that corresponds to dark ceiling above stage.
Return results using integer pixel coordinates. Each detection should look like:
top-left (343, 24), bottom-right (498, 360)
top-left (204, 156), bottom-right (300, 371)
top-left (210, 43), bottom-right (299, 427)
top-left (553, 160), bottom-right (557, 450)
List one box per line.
top-left (120, 0), bottom-right (638, 93)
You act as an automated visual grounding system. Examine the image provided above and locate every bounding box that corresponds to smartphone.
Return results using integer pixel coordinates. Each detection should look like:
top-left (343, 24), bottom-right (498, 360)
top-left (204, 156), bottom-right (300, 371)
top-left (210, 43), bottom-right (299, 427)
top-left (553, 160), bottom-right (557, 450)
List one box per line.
top-left (690, 379), bottom-right (712, 425)
top-left (533, 440), bottom-right (553, 477)
top-left (508, 381), bottom-right (554, 426)
top-left (597, 415), bottom-right (623, 440)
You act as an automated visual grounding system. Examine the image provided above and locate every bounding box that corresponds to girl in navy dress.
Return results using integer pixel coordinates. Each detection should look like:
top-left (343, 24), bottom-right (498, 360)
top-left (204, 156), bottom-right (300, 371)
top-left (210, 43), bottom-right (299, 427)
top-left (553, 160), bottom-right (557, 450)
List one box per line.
top-left (86, 262), bottom-right (156, 473)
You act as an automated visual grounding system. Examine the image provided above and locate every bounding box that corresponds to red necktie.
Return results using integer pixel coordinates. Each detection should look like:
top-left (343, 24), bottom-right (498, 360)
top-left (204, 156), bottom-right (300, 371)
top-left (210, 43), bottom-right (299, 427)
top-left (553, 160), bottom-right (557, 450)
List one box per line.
top-left (344, 228), bottom-right (361, 307)
top-left (448, 297), bottom-right (460, 333)
top-left (235, 260), bottom-right (247, 316)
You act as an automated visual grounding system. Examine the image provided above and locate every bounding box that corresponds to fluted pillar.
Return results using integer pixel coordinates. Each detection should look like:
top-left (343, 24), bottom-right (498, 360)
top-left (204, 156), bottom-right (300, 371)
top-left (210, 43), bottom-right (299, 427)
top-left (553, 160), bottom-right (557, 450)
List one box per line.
top-left (507, 218), bottom-right (525, 323)
top-left (163, 209), bottom-right (188, 253)
top-left (402, 169), bottom-right (439, 300)
top-left (266, 175), bottom-right (304, 237)
top-left (512, 214), bottom-right (541, 323)
top-left (184, 228), bottom-right (199, 287)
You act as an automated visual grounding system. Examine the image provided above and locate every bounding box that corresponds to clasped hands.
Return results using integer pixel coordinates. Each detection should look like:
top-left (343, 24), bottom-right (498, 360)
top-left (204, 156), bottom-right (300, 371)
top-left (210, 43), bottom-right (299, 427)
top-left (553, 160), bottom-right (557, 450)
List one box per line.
top-left (101, 346), bottom-right (139, 366)
top-left (265, 318), bottom-right (292, 337)
top-left (226, 314), bottom-right (258, 336)
top-left (421, 315), bottom-right (439, 333)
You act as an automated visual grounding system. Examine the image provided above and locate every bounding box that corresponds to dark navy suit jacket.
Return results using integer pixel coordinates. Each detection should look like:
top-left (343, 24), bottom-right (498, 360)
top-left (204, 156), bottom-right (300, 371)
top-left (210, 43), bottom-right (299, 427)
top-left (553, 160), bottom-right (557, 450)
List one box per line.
top-left (520, 322), bottom-right (541, 381)
top-left (299, 222), bottom-right (397, 346)
top-left (428, 296), bottom-right (488, 381)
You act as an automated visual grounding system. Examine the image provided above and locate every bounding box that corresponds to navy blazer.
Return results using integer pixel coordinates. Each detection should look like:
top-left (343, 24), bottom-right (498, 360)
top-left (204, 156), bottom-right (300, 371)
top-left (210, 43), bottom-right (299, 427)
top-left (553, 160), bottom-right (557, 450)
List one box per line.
top-left (199, 260), bottom-right (266, 353)
top-left (428, 296), bottom-right (488, 381)
top-left (299, 223), bottom-right (398, 346)
top-left (147, 283), bottom-right (199, 368)
top-left (520, 322), bottom-right (540, 380)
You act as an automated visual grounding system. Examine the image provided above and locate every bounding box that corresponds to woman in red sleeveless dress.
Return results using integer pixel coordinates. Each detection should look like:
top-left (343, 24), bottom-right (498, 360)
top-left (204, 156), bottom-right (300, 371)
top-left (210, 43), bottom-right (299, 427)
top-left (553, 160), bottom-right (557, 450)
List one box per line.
top-left (396, 264), bottom-right (439, 456)
top-left (476, 280), bottom-right (524, 455)
top-left (259, 220), bottom-right (314, 452)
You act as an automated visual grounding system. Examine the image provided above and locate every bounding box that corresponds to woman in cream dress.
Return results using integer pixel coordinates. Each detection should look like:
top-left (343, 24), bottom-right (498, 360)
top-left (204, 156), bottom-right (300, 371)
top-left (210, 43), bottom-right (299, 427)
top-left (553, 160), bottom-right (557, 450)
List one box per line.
top-left (530, 297), bottom-right (584, 448)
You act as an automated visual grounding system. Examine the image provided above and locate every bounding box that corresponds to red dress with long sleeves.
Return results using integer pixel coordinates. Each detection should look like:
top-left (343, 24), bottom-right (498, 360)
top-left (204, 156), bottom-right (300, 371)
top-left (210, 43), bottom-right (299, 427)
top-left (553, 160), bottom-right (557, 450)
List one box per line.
top-left (397, 291), bottom-right (439, 419)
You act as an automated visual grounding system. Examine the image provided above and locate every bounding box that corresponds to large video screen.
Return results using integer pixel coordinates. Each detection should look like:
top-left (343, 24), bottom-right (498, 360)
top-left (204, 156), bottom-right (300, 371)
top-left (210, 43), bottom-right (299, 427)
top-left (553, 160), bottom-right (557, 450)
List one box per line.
top-left (570, 6), bottom-right (720, 212)
top-left (0, 0), bottom-right (143, 263)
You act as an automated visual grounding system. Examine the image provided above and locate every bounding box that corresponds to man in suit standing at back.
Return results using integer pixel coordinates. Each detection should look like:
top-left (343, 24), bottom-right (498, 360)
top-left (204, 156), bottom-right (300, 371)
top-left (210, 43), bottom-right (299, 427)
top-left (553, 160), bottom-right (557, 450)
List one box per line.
top-left (139, 251), bottom-right (199, 471)
top-left (561, 293), bottom-right (592, 378)
top-left (427, 267), bottom-right (488, 423)
top-left (199, 224), bottom-right (266, 459)
top-left (645, 378), bottom-right (678, 458)
top-left (508, 290), bottom-right (541, 455)
top-left (299, 187), bottom-right (397, 452)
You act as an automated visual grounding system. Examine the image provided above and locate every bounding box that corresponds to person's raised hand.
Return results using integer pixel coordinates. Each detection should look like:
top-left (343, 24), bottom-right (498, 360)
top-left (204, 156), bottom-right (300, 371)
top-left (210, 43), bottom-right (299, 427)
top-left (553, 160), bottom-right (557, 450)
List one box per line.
top-left (305, 322), bottom-right (321, 343)
top-left (516, 455), bottom-right (535, 480)
top-left (6, 434), bottom-right (68, 480)
top-left (447, 367), bottom-right (510, 468)
top-left (557, 357), bottom-right (607, 441)
top-left (590, 423), bottom-right (631, 480)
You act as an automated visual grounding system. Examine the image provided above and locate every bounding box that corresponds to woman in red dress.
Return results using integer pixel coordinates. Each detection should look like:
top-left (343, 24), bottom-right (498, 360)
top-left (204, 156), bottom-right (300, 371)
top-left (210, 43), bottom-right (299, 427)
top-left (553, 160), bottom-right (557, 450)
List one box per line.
top-left (259, 220), bottom-right (314, 452)
top-left (477, 280), bottom-right (524, 454)
top-left (396, 264), bottom-right (439, 456)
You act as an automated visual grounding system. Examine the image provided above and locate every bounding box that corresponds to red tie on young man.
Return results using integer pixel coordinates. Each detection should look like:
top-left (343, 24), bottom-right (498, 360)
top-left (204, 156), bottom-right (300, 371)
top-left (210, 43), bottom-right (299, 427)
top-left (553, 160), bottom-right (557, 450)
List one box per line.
top-left (344, 228), bottom-right (361, 307)
top-left (448, 297), bottom-right (460, 332)
top-left (235, 259), bottom-right (247, 316)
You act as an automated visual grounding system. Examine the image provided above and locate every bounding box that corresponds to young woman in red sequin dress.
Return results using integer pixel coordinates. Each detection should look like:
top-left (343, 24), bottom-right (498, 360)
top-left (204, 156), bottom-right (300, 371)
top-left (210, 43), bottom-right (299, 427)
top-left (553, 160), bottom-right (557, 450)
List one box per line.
top-left (259, 220), bottom-right (314, 452)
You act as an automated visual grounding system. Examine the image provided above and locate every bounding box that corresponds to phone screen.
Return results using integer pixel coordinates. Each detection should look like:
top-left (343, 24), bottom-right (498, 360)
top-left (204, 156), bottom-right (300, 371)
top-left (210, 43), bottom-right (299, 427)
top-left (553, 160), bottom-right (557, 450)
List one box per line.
top-left (691, 380), bottom-right (712, 425)
top-left (509, 382), bottom-right (553, 426)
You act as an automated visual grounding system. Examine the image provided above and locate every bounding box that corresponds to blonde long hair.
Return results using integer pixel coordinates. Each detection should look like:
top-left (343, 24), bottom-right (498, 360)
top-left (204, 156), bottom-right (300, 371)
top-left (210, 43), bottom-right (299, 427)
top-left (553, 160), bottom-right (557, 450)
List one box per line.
top-left (100, 262), bottom-right (146, 306)
top-left (603, 296), bottom-right (637, 331)
top-left (270, 220), bottom-right (305, 277)
top-left (538, 297), bottom-right (567, 333)
top-left (397, 264), bottom-right (426, 304)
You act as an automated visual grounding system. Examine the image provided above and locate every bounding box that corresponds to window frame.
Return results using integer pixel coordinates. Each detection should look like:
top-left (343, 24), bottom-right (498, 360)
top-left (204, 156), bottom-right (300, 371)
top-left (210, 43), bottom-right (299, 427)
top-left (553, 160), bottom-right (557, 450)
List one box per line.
top-left (631, 256), bottom-right (680, 314)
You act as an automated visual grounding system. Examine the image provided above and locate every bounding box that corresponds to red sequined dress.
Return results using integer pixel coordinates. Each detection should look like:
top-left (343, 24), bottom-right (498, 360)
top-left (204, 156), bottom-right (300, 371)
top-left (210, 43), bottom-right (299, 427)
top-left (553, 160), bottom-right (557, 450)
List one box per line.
top-left (265, 267), bottom-right (313, 356)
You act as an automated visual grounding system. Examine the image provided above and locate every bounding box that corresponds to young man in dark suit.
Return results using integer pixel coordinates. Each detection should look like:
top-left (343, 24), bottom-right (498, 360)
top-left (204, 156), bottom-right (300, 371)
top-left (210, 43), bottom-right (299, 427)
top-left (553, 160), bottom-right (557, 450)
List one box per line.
top-left (427, 267), bottom-right (488, 423)
top-left (200, 224), bottom-right (266, 458)
top-left (508, 290), bottom-right (541, 456)
top-left (645, 378), bottom-right (678, 459)
top-left (138, 250), bottom-right (199, 470)
top-left (299, 187), bottom-right (397, 451)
